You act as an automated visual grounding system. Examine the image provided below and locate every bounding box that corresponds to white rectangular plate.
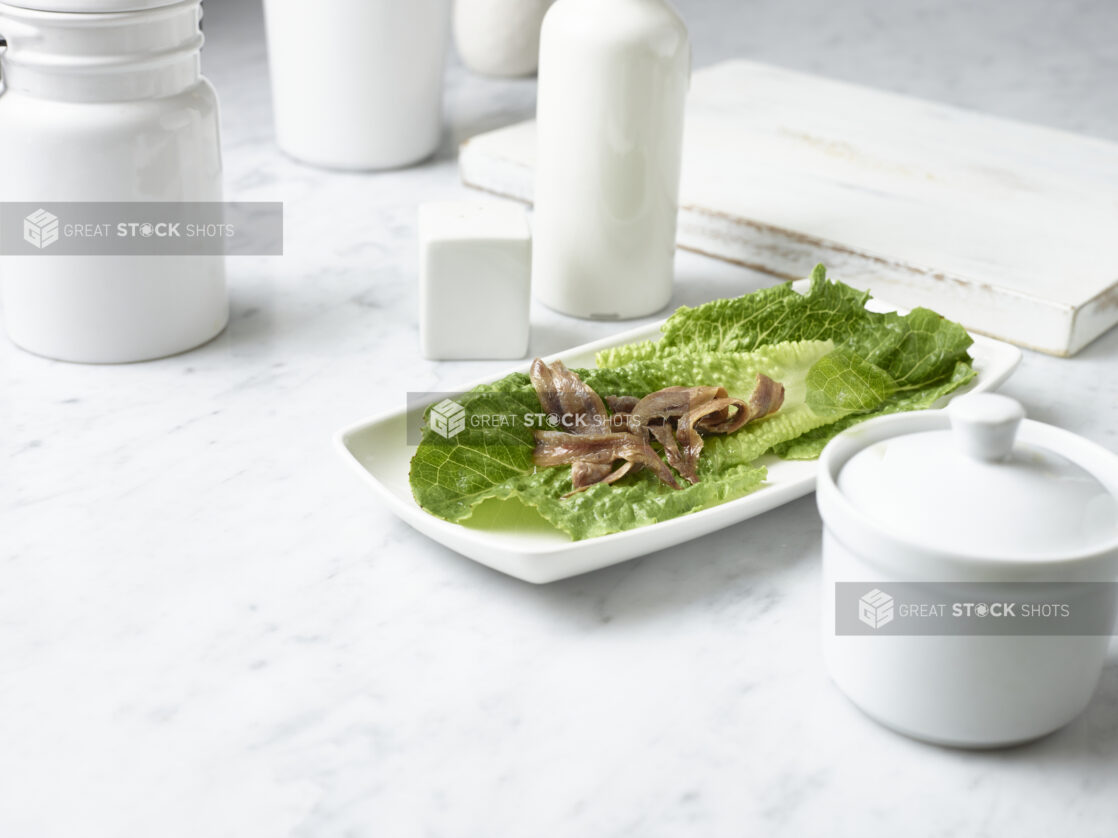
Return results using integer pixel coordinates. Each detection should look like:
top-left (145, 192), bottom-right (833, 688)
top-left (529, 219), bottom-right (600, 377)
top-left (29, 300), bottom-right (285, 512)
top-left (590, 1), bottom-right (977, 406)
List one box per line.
top-left (336, 291), bottom-right (1021, 584)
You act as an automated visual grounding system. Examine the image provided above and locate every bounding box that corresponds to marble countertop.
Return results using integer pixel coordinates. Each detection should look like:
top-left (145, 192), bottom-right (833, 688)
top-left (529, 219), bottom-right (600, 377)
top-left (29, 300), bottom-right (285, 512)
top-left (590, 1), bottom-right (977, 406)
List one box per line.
top-left (4, 0), bottom-right (1118, 835)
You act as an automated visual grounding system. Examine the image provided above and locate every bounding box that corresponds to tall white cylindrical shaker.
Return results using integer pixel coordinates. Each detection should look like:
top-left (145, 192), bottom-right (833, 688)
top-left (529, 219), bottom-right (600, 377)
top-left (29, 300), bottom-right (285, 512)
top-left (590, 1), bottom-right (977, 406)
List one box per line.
top-left (263, 0), bottom-right (452, 171)
top-left (532, 0), bottom-right (690, 319)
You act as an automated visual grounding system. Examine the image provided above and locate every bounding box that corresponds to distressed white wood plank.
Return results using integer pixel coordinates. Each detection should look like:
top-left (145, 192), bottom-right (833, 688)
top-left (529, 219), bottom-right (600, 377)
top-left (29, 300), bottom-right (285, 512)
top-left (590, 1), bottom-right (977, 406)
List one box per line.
top-left (459, 60), bottom-right (1118, 356)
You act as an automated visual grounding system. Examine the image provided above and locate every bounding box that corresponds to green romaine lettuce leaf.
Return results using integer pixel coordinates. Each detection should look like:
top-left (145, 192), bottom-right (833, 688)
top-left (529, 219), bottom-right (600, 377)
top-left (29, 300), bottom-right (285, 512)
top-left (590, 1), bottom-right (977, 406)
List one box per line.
top-left (408, 269), bottom-right (978, 541)
top-left (598, 266), bottom-right (976, 461)
top-left (772, 360), bottom-right (976, 460)
top-left (804, 347), bottom-right (898, 414)
top-left (409, 340), bottom-right (840, 540)
top-left (601, 266), bottom-right (973, 377)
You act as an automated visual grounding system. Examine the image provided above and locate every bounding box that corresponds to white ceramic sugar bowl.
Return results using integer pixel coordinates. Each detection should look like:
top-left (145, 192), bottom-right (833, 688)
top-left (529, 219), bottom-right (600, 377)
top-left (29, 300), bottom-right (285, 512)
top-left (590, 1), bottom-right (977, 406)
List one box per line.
top-left (817, 393), bottom-right (1118, 748)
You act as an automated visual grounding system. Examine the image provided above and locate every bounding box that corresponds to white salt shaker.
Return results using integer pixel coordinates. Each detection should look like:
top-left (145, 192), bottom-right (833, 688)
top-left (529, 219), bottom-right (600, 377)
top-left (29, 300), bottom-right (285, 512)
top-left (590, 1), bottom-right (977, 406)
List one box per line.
top-left (418, 202), bottom-right (532, 360)
top-left (532, 0), bottom-right (690, 319)
top-left (0, 0), bottom-right (227, 363)
top-left (453, 0), bottom-right (554, 78)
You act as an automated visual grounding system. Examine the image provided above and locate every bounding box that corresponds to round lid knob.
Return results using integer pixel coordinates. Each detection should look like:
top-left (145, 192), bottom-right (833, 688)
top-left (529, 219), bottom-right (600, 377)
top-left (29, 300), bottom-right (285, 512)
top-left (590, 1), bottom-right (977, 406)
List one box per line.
top-left (948, 393), bottom-right (1024, 462)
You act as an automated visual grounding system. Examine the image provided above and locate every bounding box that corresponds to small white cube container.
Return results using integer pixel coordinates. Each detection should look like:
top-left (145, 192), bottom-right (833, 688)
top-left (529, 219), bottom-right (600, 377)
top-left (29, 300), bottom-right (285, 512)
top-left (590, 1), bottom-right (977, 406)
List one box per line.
top-left (418, 201), bottom-right (532, 360)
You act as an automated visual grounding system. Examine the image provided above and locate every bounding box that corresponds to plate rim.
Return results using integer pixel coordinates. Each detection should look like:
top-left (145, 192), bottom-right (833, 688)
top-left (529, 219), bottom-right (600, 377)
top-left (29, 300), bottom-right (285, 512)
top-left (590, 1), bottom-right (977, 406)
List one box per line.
top-left (333, 286), bottom-right (1023, 579)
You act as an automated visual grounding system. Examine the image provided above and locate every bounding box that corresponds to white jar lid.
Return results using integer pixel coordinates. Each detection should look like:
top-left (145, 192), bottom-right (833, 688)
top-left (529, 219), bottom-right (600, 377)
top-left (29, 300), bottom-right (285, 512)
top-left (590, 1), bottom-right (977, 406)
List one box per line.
top-left (1, 0), bottom-right (186, 12)
top-left (836, 394), bottom-right (1118, 559)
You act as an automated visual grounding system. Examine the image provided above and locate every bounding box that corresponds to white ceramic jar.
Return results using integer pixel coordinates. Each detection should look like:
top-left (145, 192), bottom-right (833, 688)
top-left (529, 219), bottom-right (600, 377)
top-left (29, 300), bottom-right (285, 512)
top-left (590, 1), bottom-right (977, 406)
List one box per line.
top-left (0, 0), bottom-right (227, 363)
top-left (454, 0), bottom-right (553, 78)
top-left (817, 394), bottom-right (1118, 748)
top-left (532, 0), bottom-right (690, 320)
top-left (263, 0), bottom-right (451, 171)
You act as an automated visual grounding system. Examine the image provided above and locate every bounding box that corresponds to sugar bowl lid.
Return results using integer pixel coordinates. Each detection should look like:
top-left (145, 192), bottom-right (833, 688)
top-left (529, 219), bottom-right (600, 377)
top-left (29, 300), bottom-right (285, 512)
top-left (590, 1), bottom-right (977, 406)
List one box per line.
top-left (831, 394), bottom-right (1118, 561)
top-left (1, 0), bottom-right (186, 12)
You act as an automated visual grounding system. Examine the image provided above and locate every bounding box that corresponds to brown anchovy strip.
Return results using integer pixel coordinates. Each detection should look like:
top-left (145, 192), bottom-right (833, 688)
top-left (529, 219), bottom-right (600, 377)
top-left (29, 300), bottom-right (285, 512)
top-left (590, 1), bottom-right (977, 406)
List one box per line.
top-left (611, 376), bottom-right (784, 483)
top-left (532, 431), bottom-right (677, 496)
top-left (647, 423), bottom-right (688, 480)
top-left (529, 358), bottom-right (610, 435)
top-left (622, 387), bottom-right (738, 483)
top-left (605, 395), bottom-right (639, 415)
top-left (626, 386), bottom-right (723, 434)
top-left (676, 395), bottom-right (746, 482)
top-left (528, 358), bottom-right (785, 496)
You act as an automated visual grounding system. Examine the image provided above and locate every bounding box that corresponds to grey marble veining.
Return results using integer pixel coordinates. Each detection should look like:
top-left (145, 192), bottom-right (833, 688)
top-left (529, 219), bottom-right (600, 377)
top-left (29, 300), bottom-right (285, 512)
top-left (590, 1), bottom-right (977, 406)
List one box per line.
top-left (3, 0), bottom-right (1118, 835)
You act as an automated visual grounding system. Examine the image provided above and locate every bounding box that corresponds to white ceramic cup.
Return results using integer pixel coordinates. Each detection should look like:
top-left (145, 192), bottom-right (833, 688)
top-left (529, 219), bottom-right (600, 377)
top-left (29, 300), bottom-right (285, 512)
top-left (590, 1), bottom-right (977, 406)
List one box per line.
top-left (262, 0), bottom-right (451, 171)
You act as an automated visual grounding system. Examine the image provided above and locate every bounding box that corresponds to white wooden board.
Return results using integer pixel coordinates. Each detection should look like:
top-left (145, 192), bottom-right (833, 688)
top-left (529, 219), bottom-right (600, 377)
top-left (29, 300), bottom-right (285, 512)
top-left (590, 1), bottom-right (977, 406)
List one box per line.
top-left (459, 60), bottom-right (1118, 357)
